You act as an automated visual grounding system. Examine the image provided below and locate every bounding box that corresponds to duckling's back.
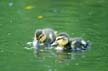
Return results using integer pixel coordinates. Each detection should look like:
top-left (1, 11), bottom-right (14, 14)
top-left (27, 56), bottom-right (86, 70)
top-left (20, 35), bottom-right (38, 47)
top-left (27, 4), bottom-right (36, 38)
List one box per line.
top-left (70, 38), bottom-right (90, 51)
top-left (42, 28), bottom-right (57, 46)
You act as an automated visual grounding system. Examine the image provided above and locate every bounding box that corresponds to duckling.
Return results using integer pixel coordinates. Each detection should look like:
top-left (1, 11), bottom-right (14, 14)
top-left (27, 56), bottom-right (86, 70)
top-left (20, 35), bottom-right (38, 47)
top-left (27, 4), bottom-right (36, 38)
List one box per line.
top-left (51, 33), bottom-right (72, 51)
top-left (51, 33), bottom-right (89, 51)
top-left (71, 38), bottom-right (89, 51)
top-left (33, 28), bottom-right (57, 48)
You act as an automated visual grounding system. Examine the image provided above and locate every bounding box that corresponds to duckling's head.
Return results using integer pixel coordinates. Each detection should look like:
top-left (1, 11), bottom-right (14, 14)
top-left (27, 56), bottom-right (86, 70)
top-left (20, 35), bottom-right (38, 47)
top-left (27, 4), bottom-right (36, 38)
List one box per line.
top-left (35, 29), bottom-right (47, 43)
top-left (52, 33), bottom-right (70, 47)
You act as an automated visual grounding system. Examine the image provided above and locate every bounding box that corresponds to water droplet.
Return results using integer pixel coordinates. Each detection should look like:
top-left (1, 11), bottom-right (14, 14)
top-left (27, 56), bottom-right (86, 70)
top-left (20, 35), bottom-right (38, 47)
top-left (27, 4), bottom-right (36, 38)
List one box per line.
top-left (26, 42), bottom-right (32, 45)
top-left (24, 47), bottom-right (32, 50)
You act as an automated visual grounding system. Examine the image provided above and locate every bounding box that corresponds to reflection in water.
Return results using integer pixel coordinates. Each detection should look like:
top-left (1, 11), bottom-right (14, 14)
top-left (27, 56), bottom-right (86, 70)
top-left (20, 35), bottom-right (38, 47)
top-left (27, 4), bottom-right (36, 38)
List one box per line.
top-left (33, 47), bottom-right (50, 59)
top-left (55, 51), bottom-right (72, 64)
top-left (33, 47), bottom-right (87, 64)
top-left (55, 50), bottom-right (87, 64)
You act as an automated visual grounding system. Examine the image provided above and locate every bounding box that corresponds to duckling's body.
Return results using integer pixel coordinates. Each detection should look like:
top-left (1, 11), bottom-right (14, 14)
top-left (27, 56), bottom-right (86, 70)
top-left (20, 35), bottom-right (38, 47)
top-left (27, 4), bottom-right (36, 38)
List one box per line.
top-left (70, 38), bottom-right (89, 51)
top-left (52, 33), bottom-right (89, 52)
top-left (33, 28), bottom-right (57, 48)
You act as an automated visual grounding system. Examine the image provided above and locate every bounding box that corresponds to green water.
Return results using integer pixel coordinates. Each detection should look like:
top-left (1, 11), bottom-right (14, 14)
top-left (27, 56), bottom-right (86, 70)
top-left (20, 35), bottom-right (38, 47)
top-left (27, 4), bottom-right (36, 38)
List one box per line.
top-left (0, 0), bottom-right (108, 71)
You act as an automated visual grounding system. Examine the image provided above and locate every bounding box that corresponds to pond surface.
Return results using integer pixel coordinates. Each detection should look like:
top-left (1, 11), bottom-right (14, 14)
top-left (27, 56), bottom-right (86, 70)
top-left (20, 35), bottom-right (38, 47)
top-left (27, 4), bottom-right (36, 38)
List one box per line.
top-left (0, 0), bottom-right (108, 71)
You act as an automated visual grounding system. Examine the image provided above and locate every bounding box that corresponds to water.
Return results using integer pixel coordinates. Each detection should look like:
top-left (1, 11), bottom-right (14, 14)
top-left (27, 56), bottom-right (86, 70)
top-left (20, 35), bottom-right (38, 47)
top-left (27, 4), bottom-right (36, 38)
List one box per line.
top-left (0, 0), bottom-right (108, 71)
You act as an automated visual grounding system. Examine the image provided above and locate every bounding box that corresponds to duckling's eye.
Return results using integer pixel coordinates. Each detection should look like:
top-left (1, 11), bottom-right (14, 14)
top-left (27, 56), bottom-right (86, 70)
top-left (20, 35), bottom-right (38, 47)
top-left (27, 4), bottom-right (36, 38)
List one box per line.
top-left (38, 34), bottom-right (44, 39)
top-left (57, 38), bottom-right (60, 40)
top-left (56, 37), bottom-right (63, 41)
